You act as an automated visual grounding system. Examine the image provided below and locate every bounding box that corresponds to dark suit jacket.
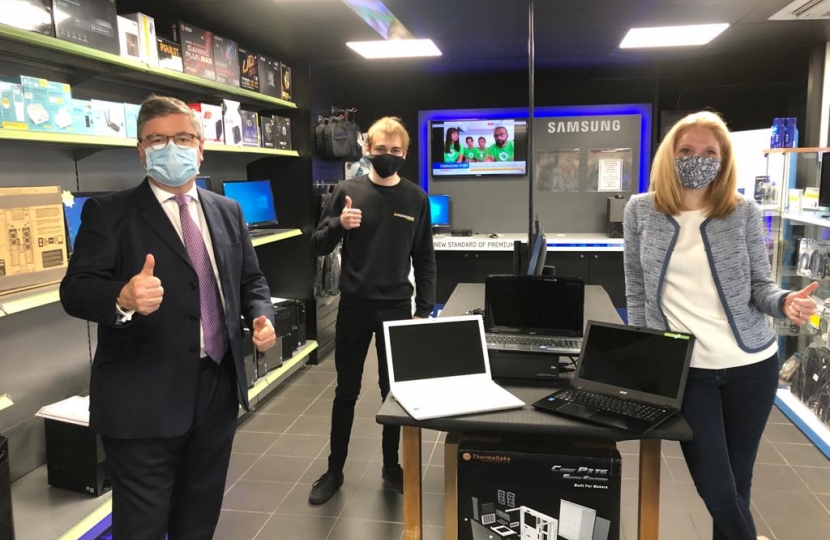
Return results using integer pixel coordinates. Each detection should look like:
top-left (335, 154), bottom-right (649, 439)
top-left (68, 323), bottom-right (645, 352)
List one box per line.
top-left (60, 179), bottom-right (274, 439)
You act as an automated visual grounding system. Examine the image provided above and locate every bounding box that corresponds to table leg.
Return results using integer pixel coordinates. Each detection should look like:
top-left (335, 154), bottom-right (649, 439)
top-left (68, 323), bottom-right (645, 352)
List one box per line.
top-left (444, 432), bottom-right (460, 540)
top-left (402, 426), bottom-right (423, 540)
top-left (637, 439), bottom-right (662, 540)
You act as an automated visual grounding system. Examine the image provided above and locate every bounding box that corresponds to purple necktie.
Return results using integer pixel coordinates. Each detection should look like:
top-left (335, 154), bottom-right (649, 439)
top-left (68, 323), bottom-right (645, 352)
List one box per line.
top-left (174, 195), bottom-right (229, 363)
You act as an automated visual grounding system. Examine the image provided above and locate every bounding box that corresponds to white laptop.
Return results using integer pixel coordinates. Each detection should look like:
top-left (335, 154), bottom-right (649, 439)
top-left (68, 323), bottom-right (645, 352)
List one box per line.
top-left (383, 315), bottom-right (525, 420)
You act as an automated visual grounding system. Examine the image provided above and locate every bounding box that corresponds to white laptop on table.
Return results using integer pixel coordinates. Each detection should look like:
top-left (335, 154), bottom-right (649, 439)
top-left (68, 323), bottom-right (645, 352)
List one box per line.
top-left (383, 315), bottom-right (525, 420)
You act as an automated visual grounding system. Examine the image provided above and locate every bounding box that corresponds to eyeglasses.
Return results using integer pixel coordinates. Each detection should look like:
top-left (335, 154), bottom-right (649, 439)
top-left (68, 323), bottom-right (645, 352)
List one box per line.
top-left (141, 133), bottom-right (201, 149)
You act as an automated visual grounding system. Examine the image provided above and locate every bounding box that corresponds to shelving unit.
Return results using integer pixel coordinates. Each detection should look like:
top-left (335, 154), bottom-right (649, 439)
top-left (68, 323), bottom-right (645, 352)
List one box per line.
top-left (0, 394), bottom-right (12, 412)
top-left (248, 340), bottom-right (318, 404)
top-left (0, 283), bottom-right (61, 319)
top-left (250, 229), bottom-right (302, 247)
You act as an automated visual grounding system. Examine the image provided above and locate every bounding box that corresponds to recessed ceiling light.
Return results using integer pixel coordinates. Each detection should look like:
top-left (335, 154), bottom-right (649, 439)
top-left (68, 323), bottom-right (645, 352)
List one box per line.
top-left (346, 39), bottom-right (442, 59)
top-left (619, 23), bottom-right (729, 48)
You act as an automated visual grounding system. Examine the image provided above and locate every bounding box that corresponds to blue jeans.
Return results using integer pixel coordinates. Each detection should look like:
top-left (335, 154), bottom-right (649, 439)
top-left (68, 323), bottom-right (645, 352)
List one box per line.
top-left (680, 354), bottom-right (778, 540)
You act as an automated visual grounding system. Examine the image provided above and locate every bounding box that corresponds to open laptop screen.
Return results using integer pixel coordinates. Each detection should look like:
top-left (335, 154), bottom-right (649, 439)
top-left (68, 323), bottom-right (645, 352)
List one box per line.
top-left (222, 179), bottom-right (278, 227)
top-left (485, 275), bottom-right (583, 336)
top-left (577, 322), bottom-right (692, 400)
top-left (387, 318), bottom-right (487, 382)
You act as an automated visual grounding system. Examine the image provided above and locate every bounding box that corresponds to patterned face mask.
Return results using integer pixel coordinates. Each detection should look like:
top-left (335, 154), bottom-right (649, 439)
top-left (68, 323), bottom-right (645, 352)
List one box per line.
top-left (675, 156), bottom-right (721, 190)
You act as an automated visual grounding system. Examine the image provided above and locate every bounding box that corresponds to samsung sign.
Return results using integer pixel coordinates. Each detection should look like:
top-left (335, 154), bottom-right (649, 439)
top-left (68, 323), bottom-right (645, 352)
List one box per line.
top-left (547, 119), bottom-right (622, 133)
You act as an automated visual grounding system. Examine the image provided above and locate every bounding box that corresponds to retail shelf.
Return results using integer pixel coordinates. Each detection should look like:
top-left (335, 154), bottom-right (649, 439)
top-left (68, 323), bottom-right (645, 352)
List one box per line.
top-left (782, 211), bottom-right (830, 228)
top-left (775, 388), bottom-right (830, 458)
top-left (765, 147), bottom-right (830, 155)
top-left (0, 24), bottom-right (296, 109)
top-left (250, 229), bottom-right (302, 247)
top-left (0, 394), bottom-right (12, 412)
top-left (203, 143), bottom-right (299, 157)
top-left (0, 283), bottom-right (61, 318)
top-left (247, 340), bottom-right (318, 405)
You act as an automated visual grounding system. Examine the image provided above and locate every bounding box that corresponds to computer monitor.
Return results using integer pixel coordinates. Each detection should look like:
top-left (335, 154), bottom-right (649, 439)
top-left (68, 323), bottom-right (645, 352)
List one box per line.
top-left (221, 179), bottom-right (278, 228)
top-left (195, 176), bottom-right (211, 191)
top-left (62, 192), bottom-right (111, 256)
top-left (428, 194), bottom-right (450, 227)
top-left (526, 220), bottom-right (547, 276)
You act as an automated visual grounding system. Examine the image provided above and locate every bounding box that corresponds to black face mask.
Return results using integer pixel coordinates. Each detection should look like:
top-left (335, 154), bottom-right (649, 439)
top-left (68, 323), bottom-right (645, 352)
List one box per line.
top-left (368, 153), bottom-right (404, 178)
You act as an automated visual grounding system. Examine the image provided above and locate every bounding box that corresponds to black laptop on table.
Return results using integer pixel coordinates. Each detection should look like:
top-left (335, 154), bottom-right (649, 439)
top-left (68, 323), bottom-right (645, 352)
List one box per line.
top-left (533, 321), bottom-right (695, 434)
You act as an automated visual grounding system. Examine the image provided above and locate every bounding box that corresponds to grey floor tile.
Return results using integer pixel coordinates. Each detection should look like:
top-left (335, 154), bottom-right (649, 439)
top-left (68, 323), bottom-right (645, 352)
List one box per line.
top-left (266, 433), bottom-right (329, 458)
top-left (212, 509), bottom-right (270, 540)
top-left (359, 462), bottom-right (409, 492)
top-left (620, 505), bottom-right (638, 540)
top-left (340, 487), bottom-right (404, 522)
top-left (775, 442), bottom-right (830, 467)
top-left (620, 479), bottom-right (639, 508)
top-left (300, 457), bottom-right (370, 489)
top-left (239, 413), bottom-right (296, 434)
top-left (254, 513), bottom-right (336, 540)
top-left (617, 440), bottom-right (640, 455)
top-left (768, 405), bottom-right (789, 424)
top-left (354, 401), bottom-right (382, 419)
top-left (231, 431), bottom-right (280, 455)
top-left (342, 436), bottom-right (382, 462)
top-left (326, 517), bottom-right (403, 540)
top-left (430, 444), bottom-right (446, 467)
top-left (756, 441), bottom-right (786, 465)
top-left (765, 516), bottom-right (830, 540)
top-left (303, 399), bottom-right (334, 417)
top-left (286, 415), bottom-right (332, 436)
top-left (255, 396), bottom-right (314, 416)
top-left (764, 423), bottom-right (813, 444)
top-left (793, 466), bottom-right (830, 494)
top-left (665, 456), bottom-right (695, 485)
top-left (752, 488), bottom-right (830, 524)
top-left (422, 429), bottom-right (442, 443)
top-left (621, 454), bottom-right (674, 484)
top-left (688, 511), bottom-right (712, 540)
top-left (242, 455), bottom-right (315, 483)
top-left (423, 492), bottom-right (445, 527)
top-left (659, 482), bottom-right (708, 515)
top-left (750, 503), bottom-right (775, 540)
top-left (422, 465), bottom-right (445, 494)
top-left (818, 493), bottom-right (830, 512)
top-left (656, 511), bottom-right (700, 540)
top-left (222, 480), bottom-right (293, 513)
top-left (276, 383), bottom-right (330, 400)
top-left (752, 463), bottom-right (811, 491)
top-left (319, 385), bottom-right (336, 399)
top-left (423, 525), bottom-right (445, 540)
top-left (277, 482), bottom-right (352, 517)
top-left (292, 369), bottom-right (336, 385)
top-left (351, 417), bottom-right (384, 439)
top-left (661, 440), bottom-right (684, 458)
top-left (227, 453), bottom-right (260, 481)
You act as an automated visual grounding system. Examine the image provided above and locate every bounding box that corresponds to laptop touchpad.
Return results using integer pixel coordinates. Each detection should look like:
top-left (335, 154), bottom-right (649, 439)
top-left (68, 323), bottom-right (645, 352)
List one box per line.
top-left (560, 402), bottom-right (600, 418)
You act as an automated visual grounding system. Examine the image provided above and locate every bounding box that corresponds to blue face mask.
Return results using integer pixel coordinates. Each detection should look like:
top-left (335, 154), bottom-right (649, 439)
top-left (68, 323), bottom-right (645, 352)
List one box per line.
top-left (145, 142), bottom-right (200, 187)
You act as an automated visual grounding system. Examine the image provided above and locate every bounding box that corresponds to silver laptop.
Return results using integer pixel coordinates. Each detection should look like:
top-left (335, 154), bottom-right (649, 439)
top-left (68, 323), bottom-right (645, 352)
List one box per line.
top-left (383, 315), bottom-right (525, 420)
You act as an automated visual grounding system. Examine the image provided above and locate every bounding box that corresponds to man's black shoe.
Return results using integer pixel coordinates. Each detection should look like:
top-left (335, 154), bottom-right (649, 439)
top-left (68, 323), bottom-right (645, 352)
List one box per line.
top-left (308, 471), bottom-right (344, 505)
top-left (382, 464), bottom-right (404, 493)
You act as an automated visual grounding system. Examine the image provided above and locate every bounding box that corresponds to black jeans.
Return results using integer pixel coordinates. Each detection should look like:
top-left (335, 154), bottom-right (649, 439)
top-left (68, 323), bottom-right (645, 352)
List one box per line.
top-left (327, 296), bottom-right (412, 474)
top-left (680, 354), bottom-right (778, 540)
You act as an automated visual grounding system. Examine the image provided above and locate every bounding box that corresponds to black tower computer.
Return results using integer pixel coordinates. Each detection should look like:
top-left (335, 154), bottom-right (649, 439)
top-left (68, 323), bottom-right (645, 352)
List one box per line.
top-left (1, 435), bottom-right (14, 540)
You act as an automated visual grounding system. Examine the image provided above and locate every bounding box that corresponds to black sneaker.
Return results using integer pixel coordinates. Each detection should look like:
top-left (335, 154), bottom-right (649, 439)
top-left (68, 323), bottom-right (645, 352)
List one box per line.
top-left (308, 471), bottom-right (343, 505)
top-left (382, 464), bottom-right (404, 493)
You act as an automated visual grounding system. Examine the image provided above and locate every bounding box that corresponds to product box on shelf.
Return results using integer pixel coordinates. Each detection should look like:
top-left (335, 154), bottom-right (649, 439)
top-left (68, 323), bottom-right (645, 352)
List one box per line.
top-left (91, 99), bottom-right (125, 137)
top-left (238, 46), bottom-right (259, 91)
top-left (116, 15), bottom-right (140, 61)
top-left (188, 103), bottom-right (223, 144)
top-left (1, 76), bottom-right (72, 132)
top-left (457, 438), bottom-right (621, 540)
top-left (0, 186), bottom-right (69, 294)
top-left (0, 0), bottom-right (53, 36)
top-left (240, 110), bottom-right (259, 147)
top-left (123, 103), bottom-right (140, 140)
top-left (257, 54), bottom-right (280, 98)
top-left (260, 115), bottom-right (275, 148)
top-left (0, 82), bottom-right (26, 130)
top-left (280, 62), bottom-right (292, 101)
top-left (51, 0), bottom-right (119, 55)
top-left (274, 116), bottom-right (292, 150)
top-left (69, 99), bottom-right (94, 135)
top-left (157, 37), bottom-right (183, 72)
top-left (173, 22), bottom-right (215, 80)
top-left (213, 35), bottom-right (240, 87)
top-left (221, 99), bottom-right (243, 146)
top-left (122, 13), bottom-right (158, 66)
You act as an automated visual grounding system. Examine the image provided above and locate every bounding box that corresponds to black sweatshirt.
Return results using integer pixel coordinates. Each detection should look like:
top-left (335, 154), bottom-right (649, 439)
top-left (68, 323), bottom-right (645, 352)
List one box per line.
top-left (311, 174), bottom-right (436, 317)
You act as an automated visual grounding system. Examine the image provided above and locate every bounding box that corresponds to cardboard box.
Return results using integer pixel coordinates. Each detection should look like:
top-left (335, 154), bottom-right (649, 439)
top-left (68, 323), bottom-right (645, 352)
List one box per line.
top-left (0, 186), bottom-right (68, 294)
top-left (188, 103), bottom-right (223, 143)
top-left (157, 38), bottom-right (183, 72)
top-left (116, 15), bottom-right (140, 60)
top-left (221, 99), bottom-right (243, 146)
top-left (174, 22), bottom-right (215, 80)
top-left (213, 35), bottom-right (240, 87)
top-left (123, 103), bottom-right (140, 140)
top-left (1, 76), bottom-right (72, 132)
top-left (260, 115), bottom-right (275, 148)
top-left (0, 0), bottom-right (53, 36)
top-left (274, 116), bottom-right (292, 150)
top-left (91, 99), bottom-right (125, 137)
top-left (0, 82), bottom-right (27, 130)
top-left (257, 54), bottom-right (280, 98)
top-left (280, 62), bottom-right (292, 101)
top-left (240, 110), bottom-right (259, 147)
top-left (122, 13), bottom-right (158, 66)
top-left (52, 0), bottom-right (119, 55)
top-left (69, 99), bottom-right (94, 135)
top-left (238, 47), bottom-right (258, 91)
top-left (458, 438), bottom-right (621, 540)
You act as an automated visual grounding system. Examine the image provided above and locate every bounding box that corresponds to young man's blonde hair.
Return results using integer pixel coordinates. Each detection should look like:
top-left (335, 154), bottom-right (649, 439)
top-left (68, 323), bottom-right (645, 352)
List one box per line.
top-left (366, 116), bottom-right (410, 154)
top-left (650, 111), bottom-right (738, 219)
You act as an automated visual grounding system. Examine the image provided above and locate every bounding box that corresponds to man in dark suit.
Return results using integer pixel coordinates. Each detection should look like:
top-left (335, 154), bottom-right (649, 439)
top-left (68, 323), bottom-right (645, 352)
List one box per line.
top-left (60, 95), bottom-right (277, 540)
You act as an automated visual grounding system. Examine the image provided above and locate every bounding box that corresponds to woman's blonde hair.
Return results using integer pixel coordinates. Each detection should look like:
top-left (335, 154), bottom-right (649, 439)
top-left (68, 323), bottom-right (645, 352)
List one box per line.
top-left (650, 111), bottom-right (738, 218)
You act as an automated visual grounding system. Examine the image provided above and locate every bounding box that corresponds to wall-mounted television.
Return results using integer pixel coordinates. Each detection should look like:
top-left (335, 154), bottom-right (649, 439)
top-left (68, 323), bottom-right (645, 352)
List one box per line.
top-left (430, 118), bottom-right (527, 178)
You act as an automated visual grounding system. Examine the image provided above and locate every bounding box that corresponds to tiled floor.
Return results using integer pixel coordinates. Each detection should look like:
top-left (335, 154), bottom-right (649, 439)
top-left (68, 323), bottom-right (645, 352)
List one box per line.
top-left (216, 347), bottom-right (830, 540)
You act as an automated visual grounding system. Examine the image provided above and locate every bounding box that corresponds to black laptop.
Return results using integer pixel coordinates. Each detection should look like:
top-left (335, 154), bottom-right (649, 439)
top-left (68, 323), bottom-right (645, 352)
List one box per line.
top-left (533, 321), bottom-right (695, 434)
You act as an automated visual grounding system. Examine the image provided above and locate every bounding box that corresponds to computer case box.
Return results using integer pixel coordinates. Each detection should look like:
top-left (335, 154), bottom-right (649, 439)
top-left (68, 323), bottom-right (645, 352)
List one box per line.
top-left (157, 37), bottom-right (183, 72)
top-left (458, 438), bottom-right (621, 540)
top-left (257, 54), bottom-right (280, 98)
top-left (188, 102), bottom-right (223, 144)
top-left (240, 110), bottom-right (260, 147)
top-left (90, 99), bottom-right (125, 137)
top-left (172, 22), bottom-right (215, 80)
top-left (274, 116), bottom-right (292, 150)
top-left (122, 13), bottom-right (158, 66)
top-left (0, 435), bottom-right (14, 540)
top-left (44, 419), bottom-right (110, 496)
top-left (280, 62), bottom-right (292, 101)
top-left (213, 35), bottom-right (240, 87)
top-left (238, 46), bottom-right (259, 91)
top-left (221, 99), bottom-right (243, 146)
top-left (51, 0), bottom-right (119, 55)
top-left (116, 15), bottom-right (140, 60)
top-left (260, 115), bottom-right (276, 148)
top-left (0, 0), bottom-right (53, 35)
top-left (0, 186), bottom-right (68, 294)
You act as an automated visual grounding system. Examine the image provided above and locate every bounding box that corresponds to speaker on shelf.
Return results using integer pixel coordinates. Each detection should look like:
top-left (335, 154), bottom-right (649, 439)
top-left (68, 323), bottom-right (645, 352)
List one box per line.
top-left (0, 435), bottom-right (14, 540)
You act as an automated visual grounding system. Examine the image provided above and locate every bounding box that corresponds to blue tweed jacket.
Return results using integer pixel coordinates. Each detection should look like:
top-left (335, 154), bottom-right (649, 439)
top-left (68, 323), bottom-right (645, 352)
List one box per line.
top-left (623, 192), bottom-right (787, 353)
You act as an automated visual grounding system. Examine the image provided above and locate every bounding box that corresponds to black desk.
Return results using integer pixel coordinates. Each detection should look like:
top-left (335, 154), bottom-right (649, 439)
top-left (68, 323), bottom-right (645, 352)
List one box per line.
top-left (376, 284), bottom-right (692, 540)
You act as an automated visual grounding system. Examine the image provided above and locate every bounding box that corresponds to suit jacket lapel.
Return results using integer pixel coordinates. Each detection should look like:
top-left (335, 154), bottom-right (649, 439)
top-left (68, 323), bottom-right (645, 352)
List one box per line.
top-left (135, 179), bottom-right (194, 271)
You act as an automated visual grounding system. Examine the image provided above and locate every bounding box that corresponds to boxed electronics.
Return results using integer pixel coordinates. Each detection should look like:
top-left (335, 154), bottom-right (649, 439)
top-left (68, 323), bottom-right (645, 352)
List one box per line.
top-left (0, 82), bottom-right (26, 130)
top-left (0, 186), bottom-right (69, 294)
top-left (257, 53), bottom-right (280, 98)
top-left (280, 62), bottom-right (292, 101)
top-left (122, 13), bottom-right (158, 66)
top-left (123, 103), bottom-right (140, 139)
top-left (273, 299), bottom-right (298, 360)
top-left (0, 0), bottom-right (53, 35)
top-left (1, 76), bottom-right (72, 132)
top-left (116, 15), bottom-right (140, 60)
top-left (51, 0), bottom-right (119, 55)
top-left (213, 35), bottom-right (240, 87)
top-left (157, 37), bottom-right (183, 72)
top-left (273, 297), bottom-right (306, 349)
top-left (1, 435), bottom-right (14, 539)
top-left (69, 99), bottom-right (94, 135)
top-left (238, 46), bottom-right (259, 91)
top-left (240, 110), bottom-right (260, 147)
top-left (221, 99), bottom-right (243, 146)
top-left (172, 22), bottom-right (215, 80)
top-left (260, 115), bottom-right (276, 148)
top-left (274, 116), bottom-right (292, 150)
top-left (188, 103), bottom-right (223, 144)
top-left (458, 438), bottom-right (621, 540)
top-left (91, 99), bottom-right (125, 137)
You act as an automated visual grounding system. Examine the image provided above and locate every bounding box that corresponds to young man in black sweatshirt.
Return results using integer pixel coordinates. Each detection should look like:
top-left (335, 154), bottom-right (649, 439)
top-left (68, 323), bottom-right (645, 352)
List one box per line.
top-left (308, 117), bottom-right (436, 505)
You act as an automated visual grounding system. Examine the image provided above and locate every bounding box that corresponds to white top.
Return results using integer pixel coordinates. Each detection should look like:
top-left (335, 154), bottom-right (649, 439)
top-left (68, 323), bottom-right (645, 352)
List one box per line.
top-left (661, 209), bottom-right (777, 369)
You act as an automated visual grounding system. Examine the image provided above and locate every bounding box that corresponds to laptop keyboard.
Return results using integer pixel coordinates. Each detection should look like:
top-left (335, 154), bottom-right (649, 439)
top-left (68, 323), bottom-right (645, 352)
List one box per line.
top-left (487, 334), bottom-right (581, 350)
top-left (556, 388), bottom-right (667, 421)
